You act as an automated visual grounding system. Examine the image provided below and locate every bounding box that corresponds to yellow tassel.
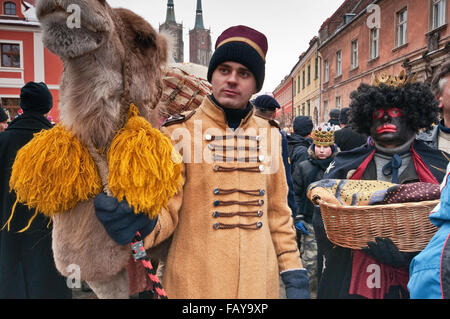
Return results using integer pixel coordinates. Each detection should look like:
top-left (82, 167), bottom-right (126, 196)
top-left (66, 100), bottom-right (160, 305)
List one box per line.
top-left (9, 125), bottom-right (102, 218)
top-left (108, 104), bottom-right (183, 218)
top-left (17, 209), bottom-right (39, 233)
top-left (1, 199), bottom-right (19, 232)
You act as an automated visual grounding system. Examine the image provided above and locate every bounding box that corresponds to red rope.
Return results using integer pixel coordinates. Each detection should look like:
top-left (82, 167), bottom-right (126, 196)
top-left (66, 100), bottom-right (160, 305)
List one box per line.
top-left (130, 231), bottom-right (168, 299)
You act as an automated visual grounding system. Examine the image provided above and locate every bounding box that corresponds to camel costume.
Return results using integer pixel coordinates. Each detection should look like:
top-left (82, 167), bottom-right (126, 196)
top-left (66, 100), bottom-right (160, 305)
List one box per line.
top-left (4, 0), bottom-right (180, 298)
top-left (143, 96), bottom-right (302, 298)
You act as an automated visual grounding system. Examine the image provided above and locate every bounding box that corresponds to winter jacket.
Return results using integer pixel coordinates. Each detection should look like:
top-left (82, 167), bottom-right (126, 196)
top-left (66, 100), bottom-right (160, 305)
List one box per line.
top-left (292, 146), bottom-right (339, 223)
top-left (408, 164), bottom-right (450, 299)
top-left (143, 96), bottom-right (302, 299)
top-left (287, 133), bottom-right (313, 173)
top-left (334, 125), bottom-right (367, 152)
top-left (0, 113), bottom-right (72, 298)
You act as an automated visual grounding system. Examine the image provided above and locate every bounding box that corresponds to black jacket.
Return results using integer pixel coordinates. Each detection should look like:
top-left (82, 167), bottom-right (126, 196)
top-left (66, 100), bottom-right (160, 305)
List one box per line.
top-left (292, 146), bottom-right (339, 223)
top-left (0, 113), bottom-right (71, 298)
top-left (287, 133), bottom-right (313, 173)
top-left (334, 125), bottom-right (367, 152)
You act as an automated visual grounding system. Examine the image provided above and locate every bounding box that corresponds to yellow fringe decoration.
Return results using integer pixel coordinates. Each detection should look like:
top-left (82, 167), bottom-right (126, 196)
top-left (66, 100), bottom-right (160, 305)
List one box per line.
top-left (108, 104), bottom-right (183, 218)
top-left (8, 125), bottom-right (102, 225)
top-left (17, 209), bottom-right (39, 233)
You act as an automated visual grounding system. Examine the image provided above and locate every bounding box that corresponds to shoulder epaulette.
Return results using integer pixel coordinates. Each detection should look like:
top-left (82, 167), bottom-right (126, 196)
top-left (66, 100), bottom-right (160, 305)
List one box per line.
top-left (161, 110), bottom-right (196, 127)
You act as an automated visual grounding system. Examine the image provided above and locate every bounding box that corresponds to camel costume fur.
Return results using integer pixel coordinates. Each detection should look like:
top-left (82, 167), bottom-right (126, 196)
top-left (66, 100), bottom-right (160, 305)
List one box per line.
top-left (9, 0), bottom-right (180, 298)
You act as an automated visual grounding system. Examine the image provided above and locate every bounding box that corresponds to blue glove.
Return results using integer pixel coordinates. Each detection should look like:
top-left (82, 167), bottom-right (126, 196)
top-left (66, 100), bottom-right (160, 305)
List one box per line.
top-left (295, 220), bottom-right (310, 235)
top-left (281, 269), bottom-right (310, 299)
top-left (94, 193), bottom-right (158, 246)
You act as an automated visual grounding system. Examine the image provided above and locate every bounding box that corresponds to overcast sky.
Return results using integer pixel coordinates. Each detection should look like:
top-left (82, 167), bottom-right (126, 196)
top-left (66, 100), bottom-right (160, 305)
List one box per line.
top-left (107, 0), bottom-right (344, 94)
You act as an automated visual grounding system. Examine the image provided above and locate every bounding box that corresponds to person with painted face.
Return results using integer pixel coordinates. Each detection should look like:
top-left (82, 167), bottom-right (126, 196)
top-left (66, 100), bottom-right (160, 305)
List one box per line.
top-left (312, 72), bottom-right (449, 299)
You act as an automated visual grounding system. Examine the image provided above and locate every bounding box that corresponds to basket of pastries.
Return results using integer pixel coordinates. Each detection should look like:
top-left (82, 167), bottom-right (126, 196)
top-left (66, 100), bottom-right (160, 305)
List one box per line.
top-left (307, 179), bottom-right (440, 252)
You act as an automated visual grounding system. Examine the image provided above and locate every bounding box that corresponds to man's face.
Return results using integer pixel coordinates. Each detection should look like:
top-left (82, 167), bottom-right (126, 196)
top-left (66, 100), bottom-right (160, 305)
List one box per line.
top-left (211, 61), bottom-right (257, 110)
top-left (370, 107), bottom-right (415, 148)
top-left (438, 75), bottom-right (450, 116)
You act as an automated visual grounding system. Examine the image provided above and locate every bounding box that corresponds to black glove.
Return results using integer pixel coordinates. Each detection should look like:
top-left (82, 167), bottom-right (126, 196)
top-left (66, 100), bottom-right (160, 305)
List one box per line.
top-left (94, 193), bottom-right (158, 246)
top-left (281, 269), bottom-right (310, 299)
top-left (362, 237), bottom-right (412, 268)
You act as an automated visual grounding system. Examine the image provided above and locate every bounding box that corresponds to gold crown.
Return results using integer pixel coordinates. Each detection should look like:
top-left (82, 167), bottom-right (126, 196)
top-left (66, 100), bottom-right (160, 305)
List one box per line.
top-left (371, 70), bottom-right (418, 87)
top-left (312, 125), bottom-right (335, 147)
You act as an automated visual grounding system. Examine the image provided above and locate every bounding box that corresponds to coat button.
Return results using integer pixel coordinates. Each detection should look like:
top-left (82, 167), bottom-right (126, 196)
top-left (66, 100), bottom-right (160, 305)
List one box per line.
top-left (213, 188), bottom-right (220, 195)
top-left (259, 189), bottom-right (265, 196)
top-left (257, 222), bottom-right (263, 229)
top-left (212, 211), bottom-right (219, 218)
top-left (205, 134), bottom-right (212, 141)
top-left (258, 155), bottom-right (265, 162)
top-left (208, 144), bottom-right (215, 150)
top-left (213, 223), bottom-right (220, 230)
top-left (213, 165), bottom-right (219, 172)
top-left (257, 210), bottom-right (263, 217)
top-left (214, 200), bottom-right (220, 207)
top-left (258, 200), bottom-right (264, 206)
top-left (259, 165), bottom-right (265, 172)
top-left (255, 136), bottom-right (261, 142)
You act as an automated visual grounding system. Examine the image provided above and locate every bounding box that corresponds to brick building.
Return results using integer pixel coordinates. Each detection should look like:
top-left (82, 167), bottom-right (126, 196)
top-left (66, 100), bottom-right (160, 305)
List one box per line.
top-left (0, 0), bottom-right (62, 122)
top-left (318, 0), bottom-right (450, 123)
top-left (273, 75), bottom-right (293, 129)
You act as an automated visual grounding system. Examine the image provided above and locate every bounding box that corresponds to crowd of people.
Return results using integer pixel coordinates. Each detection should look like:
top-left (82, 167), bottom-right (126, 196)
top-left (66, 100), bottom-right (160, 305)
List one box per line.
top-left (1, 23), bottom-right (450, 299)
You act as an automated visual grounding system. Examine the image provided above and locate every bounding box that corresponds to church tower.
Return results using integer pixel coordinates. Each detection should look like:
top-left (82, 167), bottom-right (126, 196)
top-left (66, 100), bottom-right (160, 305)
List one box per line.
top-left (189, 0), bottom-right (212, 67)
top-left (159, 0), bottom-right (184, 63)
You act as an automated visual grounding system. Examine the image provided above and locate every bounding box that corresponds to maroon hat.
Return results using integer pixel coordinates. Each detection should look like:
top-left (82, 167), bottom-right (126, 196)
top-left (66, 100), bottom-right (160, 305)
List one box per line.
top-left (207, 25), bottom-right (268, 92)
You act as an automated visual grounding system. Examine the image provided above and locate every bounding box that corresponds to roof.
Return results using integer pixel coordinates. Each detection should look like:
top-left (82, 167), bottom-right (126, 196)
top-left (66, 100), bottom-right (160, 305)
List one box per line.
top-left (319, 0), bottom-right (374, 41)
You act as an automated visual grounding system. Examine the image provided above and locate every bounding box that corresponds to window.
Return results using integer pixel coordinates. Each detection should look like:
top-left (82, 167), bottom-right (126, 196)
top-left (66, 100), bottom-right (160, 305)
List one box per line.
top-left (432, 0), bottom-right (446, 29)
top-left (3, 1), bottom-right (16, 15)
top-left (336, 96), bottom-right (342, 109)
top-left (351, 40), bottom-right (358, 69)
top-left (297, 75), bottom-right (300, 93)
top-left (293, 79), bottom-right (296, 97)
top-left (397, 9), bottom-right (408, 47)
top-left (307, 100), bottom-right (311, 116)
top-left (314, 57), bottom-right (319, 79)
top-left (302, 103), bottom-right (305, 115)
top-left (302, 70), bottom-right (305, 89)
top-left (324, 59), bottom-right (329, 82)
top-left (336, 50), bottom-right (342, 76)
top-left (370, 28), bottom-right (379, 60)
top-left (2, 97), bottom-right (20, 119)
top-left (307, 64), bottom-right (311, 85)
top-left (1, 43), bottom-right (20, 68)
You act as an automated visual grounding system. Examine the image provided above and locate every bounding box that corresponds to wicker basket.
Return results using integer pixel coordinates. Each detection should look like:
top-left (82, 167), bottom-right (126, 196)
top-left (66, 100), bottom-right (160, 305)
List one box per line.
top-left (317, 199), bottom-right (440, 252)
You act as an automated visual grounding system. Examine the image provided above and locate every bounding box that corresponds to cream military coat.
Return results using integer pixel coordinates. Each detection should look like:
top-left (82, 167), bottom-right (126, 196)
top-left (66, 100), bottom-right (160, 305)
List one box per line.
top-left (144, 96), bottom-right (302, 298)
